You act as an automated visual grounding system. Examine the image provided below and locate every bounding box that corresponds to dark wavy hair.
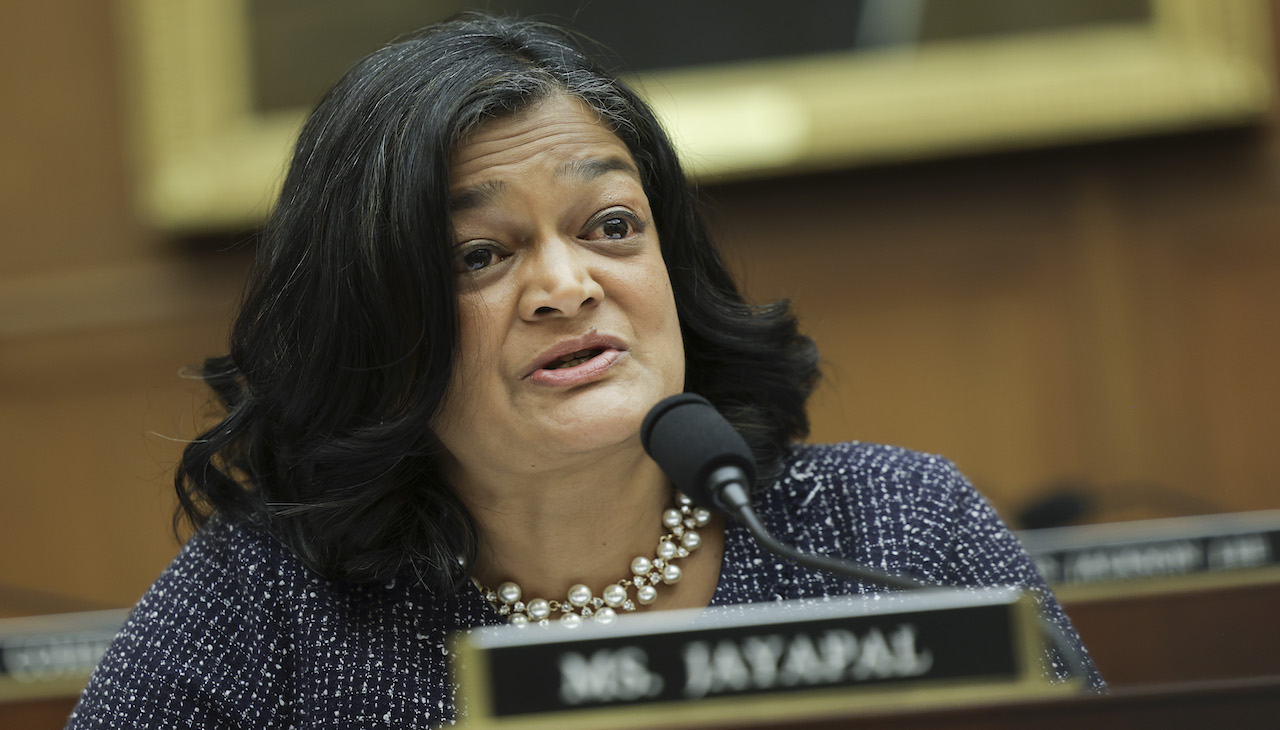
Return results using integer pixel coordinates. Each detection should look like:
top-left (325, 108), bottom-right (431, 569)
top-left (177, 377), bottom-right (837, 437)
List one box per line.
top-left (176, 13), bottom-right (819, 592)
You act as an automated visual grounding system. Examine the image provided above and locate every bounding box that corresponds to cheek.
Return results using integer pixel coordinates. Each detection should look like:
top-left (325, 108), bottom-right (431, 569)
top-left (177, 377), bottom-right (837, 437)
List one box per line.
top-left (652, 257), bottom-right (681, 327)
top-left (641, 263), bottom-right (684, 370)
top-left (433, 297), bottom-right (503, 444)
top-left (454, 290), bottom-right (503, 356)
top-left (453, 301), bottom-right (482, 363)
top-left (445, 295), bottom-right (504, 401)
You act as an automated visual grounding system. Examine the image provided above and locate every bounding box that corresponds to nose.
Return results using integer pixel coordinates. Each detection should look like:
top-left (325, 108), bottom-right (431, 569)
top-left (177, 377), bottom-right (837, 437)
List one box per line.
top-left (517, 237), bottom-right (604, 320)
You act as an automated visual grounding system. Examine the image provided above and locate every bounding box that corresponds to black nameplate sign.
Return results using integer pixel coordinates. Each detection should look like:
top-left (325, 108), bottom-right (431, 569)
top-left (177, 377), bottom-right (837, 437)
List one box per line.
top-left (1019, 510), bottom-right (1280, 587)
top-left (453, 588), bottom-right (1053, 729)
top-left (0, 609), bottom-right (127, 701)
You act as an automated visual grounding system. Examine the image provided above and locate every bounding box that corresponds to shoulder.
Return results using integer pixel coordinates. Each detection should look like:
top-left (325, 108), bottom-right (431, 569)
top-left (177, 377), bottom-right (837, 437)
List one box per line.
top-left (762, 441), bottom-right (973, 519)
top-left (754, 444), bottom-right (1104, 690)
top-left (754, 442), bottom-right (991, 582)
top-left (165, 515), bottom-right (295, 591)
top-left (139, 516), bottom-right (312, 633)
top-left (130, 515), bottom-right (479, 653)
top-left (71, 517), bottom-right (483, 727)
top-left (68, 518), bottom-right (308, 727)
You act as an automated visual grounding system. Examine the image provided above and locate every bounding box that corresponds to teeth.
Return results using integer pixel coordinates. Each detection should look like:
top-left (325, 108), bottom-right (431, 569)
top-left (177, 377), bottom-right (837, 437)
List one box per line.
top-left (549, 349), bottom-right (596, 369)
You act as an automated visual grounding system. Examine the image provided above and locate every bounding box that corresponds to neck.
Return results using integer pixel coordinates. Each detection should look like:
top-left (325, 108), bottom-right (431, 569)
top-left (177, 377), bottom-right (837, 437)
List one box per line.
top-left (449, 443), bottom-right (723, 612)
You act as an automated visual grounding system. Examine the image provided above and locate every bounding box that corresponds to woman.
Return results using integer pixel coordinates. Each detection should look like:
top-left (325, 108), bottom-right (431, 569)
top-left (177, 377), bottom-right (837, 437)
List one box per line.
top-left (69, 13), bottom-right (1100, 729)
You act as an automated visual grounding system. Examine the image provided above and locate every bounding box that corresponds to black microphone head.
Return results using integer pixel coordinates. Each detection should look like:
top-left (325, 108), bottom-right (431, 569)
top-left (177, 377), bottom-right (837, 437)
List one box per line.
top-left (641, 393), bottom-right (756, 508)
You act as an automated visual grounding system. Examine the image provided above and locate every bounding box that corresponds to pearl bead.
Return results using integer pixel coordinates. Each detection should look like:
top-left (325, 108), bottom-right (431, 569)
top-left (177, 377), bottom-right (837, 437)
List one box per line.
top-left (603, 584), bottom-right (628, 607)
top-left (527, 598), bottom-right (551, 620)
top-left (567, 584), bottom-right (592, 608)
top-left (479, 493), bottom-right (705, 625)
top-left (637, 585), bottom-right (658, 604)
top-left (657, 540), bottom-right (678, 560)
top-left (497, 581), bottom-right (521, 604)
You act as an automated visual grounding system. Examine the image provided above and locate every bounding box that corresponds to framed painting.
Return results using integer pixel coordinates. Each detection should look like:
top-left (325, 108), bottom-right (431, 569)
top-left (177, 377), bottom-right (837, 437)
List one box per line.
top-left (118, 0), bottom-right (1274, 230)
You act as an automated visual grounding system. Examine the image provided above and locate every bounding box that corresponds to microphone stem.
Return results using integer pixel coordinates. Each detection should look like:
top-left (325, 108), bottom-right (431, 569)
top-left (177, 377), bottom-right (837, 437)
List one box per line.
top-left (715, 477), bottom-right (925, 591)
top-left (718, 478), bottom-right (1093, 689)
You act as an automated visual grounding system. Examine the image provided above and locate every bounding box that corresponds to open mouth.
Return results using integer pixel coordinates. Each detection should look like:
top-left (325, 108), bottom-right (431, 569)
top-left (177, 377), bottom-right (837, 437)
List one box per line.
top-left (546, 348), bottom-right (602, 369)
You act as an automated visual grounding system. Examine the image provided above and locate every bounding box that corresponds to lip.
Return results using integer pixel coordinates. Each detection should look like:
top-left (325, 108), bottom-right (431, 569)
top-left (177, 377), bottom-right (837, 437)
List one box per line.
top-left (523, 332), bottom-right (627, 383)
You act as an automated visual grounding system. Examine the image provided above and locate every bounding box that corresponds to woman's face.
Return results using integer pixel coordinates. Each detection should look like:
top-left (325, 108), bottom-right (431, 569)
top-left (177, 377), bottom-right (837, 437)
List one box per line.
top-left (432, 94), bottom-right (685, 484)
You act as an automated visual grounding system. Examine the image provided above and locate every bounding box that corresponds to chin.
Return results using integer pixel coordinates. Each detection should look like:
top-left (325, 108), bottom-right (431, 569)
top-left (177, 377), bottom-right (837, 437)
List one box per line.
top-left (548, 395), bottom-right (650, 443)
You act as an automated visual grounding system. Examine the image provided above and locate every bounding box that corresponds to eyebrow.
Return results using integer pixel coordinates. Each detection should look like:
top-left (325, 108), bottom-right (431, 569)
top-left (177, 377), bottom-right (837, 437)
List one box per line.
top-left (449, 180), bottom-right (507, 213)
top-left (449, 156), bottom-right (640, 212)
top-left (557, 156), bottom-right (640, 183)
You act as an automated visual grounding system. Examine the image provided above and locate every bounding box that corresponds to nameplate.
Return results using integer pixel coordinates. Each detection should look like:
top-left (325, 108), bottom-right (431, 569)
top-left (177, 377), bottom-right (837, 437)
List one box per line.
top-left (1019, 510), bottom-right (1280, 587)
top-left (0, 609), bottom-right (127, 701)
top-left (452, 587), bottom-right (1055, 729)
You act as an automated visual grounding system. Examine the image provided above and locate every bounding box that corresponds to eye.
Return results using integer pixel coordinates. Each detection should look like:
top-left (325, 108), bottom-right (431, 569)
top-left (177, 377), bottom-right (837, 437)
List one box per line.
top-left (600, 216), bottom-right (631, 239)
top-left (455, 244), bottom-right (504, 273)
top-left (584, 209), bottom-right (644, 242)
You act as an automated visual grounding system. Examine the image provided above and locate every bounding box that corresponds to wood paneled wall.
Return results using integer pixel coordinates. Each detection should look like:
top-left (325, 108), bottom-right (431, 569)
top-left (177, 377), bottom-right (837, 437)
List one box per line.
top-left (705, 124), bottom-right (1280, 519)
top-left (2, 1), bottom-right (1279, 613)
top-left (0, 1), bottom-right (252, 612)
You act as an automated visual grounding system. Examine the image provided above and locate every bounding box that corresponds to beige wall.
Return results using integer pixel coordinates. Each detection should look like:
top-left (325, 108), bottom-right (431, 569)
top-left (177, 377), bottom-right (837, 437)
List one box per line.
top-left (3, 1), bottom-right (1279, 613)
top-left (0, 1), bottom-right (251, 612)
top-left (707, 127), bottom-right (1280, 518)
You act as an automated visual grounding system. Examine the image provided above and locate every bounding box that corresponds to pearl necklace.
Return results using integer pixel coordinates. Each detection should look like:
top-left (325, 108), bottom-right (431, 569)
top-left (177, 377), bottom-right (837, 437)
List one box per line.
top-left (477, 492), bottom-right (711, 627)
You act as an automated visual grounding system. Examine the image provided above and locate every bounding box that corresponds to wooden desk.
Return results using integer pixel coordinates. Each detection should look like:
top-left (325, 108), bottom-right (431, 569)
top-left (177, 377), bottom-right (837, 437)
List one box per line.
top-left (781, 675), bottom-right (1280, 730)
top-left (0, 695), bottom-right (76, 729)
top-left (1062, 576), bottom-right (1280, 686)
top-left (8, 577), bottom-right (1277, 728)
top-left (6, 676), bottom-right (1277, 729)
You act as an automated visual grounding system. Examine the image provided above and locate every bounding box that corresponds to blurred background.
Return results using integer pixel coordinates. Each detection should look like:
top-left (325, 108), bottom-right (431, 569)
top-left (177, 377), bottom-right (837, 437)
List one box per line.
top-left (2, 0), bottom-right (1279, 718)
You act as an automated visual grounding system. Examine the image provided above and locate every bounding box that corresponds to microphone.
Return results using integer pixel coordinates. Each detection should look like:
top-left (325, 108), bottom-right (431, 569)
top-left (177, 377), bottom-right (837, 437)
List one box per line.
top-left (641, 393), bottom-right (923, 591)
top-left (641, 394), bottom-right (1096, 688)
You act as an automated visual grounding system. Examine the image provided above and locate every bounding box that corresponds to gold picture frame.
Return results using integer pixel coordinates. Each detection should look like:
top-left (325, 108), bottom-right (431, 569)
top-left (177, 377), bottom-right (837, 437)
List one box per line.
top-left (119, 0), bottom-right (1274, 231)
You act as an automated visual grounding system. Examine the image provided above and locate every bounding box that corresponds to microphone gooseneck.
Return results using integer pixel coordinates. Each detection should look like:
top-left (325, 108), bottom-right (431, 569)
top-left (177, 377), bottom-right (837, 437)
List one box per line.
top-left (641, 393), bottom-right (1095, 689)
top-left (641, 393), bottom-right (923, 591)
